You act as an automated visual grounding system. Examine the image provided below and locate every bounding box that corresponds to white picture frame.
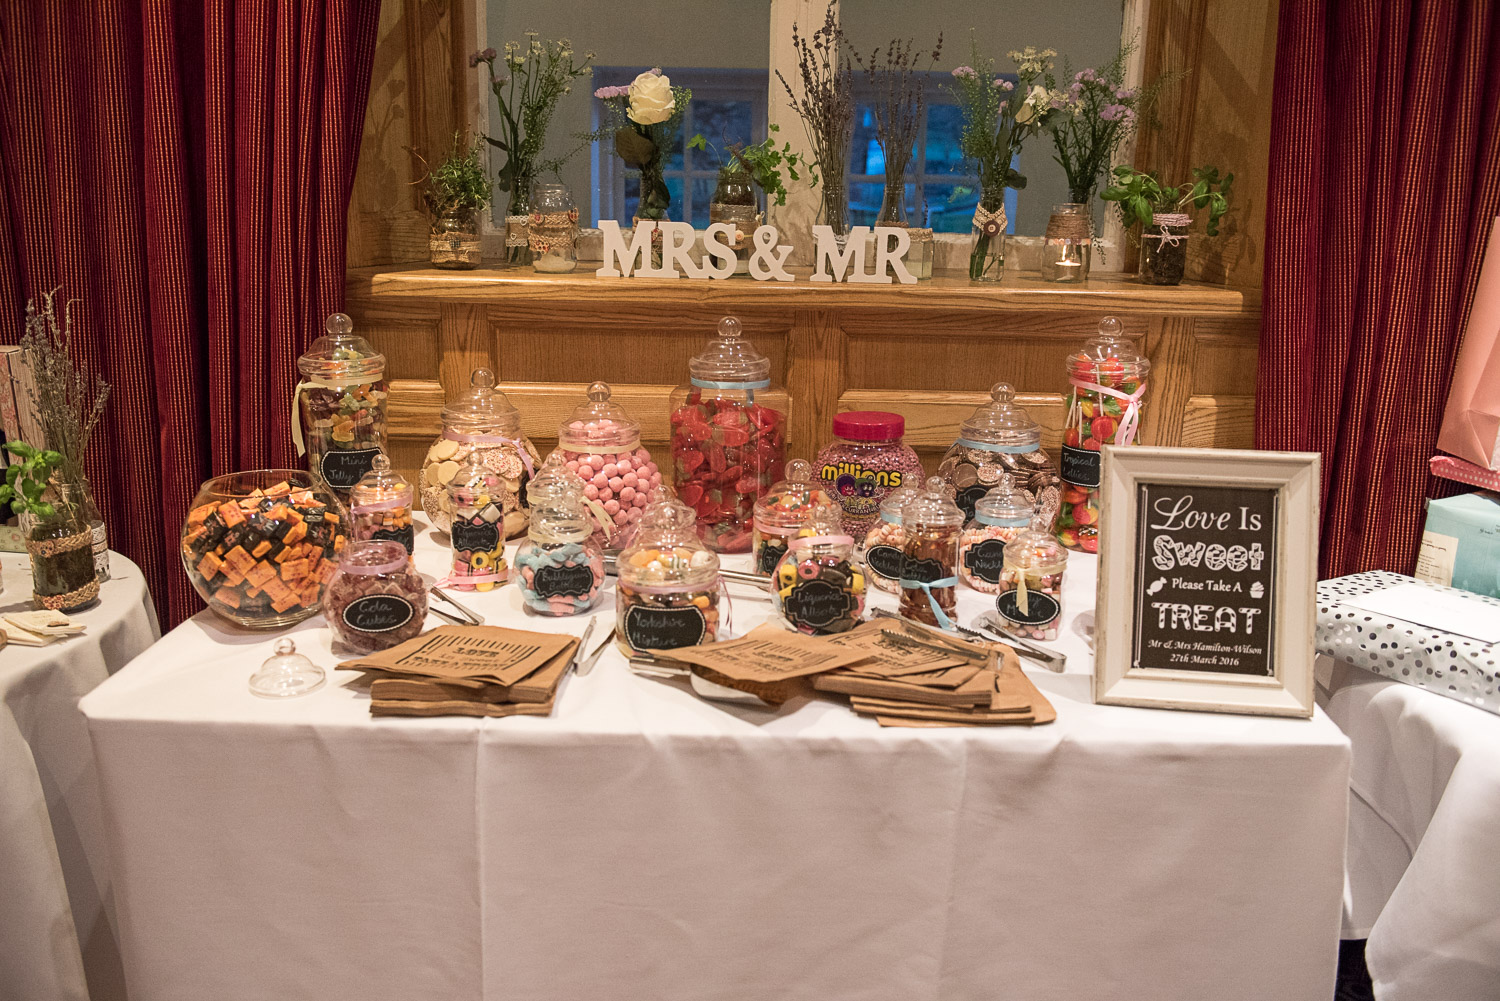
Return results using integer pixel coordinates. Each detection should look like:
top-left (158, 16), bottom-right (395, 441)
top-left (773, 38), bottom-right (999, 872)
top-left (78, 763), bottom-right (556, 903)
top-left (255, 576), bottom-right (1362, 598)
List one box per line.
top-left (1094, 446), bottom-right (1322, 718)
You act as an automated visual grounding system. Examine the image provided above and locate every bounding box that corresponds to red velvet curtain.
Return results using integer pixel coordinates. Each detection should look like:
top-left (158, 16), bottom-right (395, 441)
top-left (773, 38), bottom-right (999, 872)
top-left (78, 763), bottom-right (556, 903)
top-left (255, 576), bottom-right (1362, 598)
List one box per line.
top-left (1258, 0), bottom-right (1500, 578)
top-left (0, 1), bottom-right (379, 627)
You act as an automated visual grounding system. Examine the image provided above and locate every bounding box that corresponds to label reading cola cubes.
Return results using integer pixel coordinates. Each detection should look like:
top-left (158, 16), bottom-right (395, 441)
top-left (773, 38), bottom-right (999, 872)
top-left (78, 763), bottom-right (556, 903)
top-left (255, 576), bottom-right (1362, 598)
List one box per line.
top-left (624, 604), bottom-right (707, 651)
top-left (1059, 445), bottom-right (1102, 489)
top-left (342, 594), bottom-right (416, 634)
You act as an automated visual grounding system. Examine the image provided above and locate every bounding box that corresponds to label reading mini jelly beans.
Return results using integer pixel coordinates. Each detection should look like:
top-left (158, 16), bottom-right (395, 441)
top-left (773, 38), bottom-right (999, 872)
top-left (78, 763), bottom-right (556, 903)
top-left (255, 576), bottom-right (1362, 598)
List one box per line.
top-left (962, 539), bottom-right (1007, 585)
top-left (1059, 446), bottom-right (1102, 488)
top-left (451, 520), bottom-right (501, 555)
top-left (532, 562), bottom-right (598, 599)
top-left (320, 448), bottom-right (382, 491)
top-left (624, 604), bottom-right (708, 650)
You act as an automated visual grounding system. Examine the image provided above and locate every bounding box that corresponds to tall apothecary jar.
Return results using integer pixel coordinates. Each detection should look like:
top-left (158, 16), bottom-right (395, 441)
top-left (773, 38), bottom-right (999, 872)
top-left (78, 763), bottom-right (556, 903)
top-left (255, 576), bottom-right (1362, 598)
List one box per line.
top-left (295, 313), bottom-right (388, 502)
top-left (529, 182), bottom-right (579, 274)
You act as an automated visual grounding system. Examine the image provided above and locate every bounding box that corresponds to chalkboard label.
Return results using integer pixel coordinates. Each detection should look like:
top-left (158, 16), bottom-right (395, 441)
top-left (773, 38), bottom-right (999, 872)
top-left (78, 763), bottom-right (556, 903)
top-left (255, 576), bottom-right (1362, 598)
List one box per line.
top-left (956, 483), bottom-right (990, 523)
top-left (1131, 482), bottom-right (1278, 677)
top-left (624, 604), bottom-right (707, 650)
top-left (996, 588), bottom-right (1060, 626)
top-left (371, 524), bottom-right (415, 554)
top-left (864, 544), bottom-right (904, 580)
top-left (320, 447), bottom-right (381, 490)
top-left (962, 539), bottom-right (1007, 585)
top-left (782, 578), bottom-right (857, 631)
top-left (756, 538), bottom-right (788, 575)
top-left (533, 562), bottom-right (597, 599)
top-left (900, 556), bottom-right (948, 585)
top-left (451, 519), bottom-right (501, 555)
top-left (1059, 445), bottom-right (1101, 488)
top-left (341, 594), bottom-right (415, 634)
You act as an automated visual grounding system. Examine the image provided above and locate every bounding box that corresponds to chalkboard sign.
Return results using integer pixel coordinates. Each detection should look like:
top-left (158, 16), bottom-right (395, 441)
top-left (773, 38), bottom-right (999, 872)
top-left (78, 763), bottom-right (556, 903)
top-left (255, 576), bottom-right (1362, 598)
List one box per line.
top-left (624, 604), bottom-right (707, 650)
top-left (782, 578), bottom-right (857, 631)
top-left (341, 594), bottom-right (416, 634)
top-left (1131, 482), bottom-right (1279, 677)
top-left (996, 588), bottom-right (1060, 627)
top-left (757, 539), bottom-right (788, 575)
top-left (1059, 445), bottom-right (1101, 488)
top-left (533, 562), bottom-right (597, 599)
top-left (864, 544), bottom-right (904, 580)
top-left (955, 483), bottom-right (989, 523)
top-left (371, 525), bottom-right (415, 554)
top-left (451, 519), bottom-right (501, 555)
top-left (320, 447), bottom-right (381, 490)
top-left (962, 538), bottom-right (1007, 585)
top-left (900, 555), bottom-right (948, 585)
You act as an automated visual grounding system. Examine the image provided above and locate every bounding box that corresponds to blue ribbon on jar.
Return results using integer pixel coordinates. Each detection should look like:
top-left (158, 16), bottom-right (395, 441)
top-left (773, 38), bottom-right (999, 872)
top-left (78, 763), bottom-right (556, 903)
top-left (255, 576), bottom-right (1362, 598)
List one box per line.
top-left (956, 438), bottom-right (1038, 455)
top-left (900, 575), bottom-right (959, 631)
top-left (975, 513), bottom-right (1030, 528)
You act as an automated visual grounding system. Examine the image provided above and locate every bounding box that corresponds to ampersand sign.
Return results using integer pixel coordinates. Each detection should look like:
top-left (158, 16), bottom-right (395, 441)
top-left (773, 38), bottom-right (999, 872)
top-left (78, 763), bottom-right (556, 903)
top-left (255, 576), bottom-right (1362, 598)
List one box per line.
top-left (749, 226), bottom-right (794, 282)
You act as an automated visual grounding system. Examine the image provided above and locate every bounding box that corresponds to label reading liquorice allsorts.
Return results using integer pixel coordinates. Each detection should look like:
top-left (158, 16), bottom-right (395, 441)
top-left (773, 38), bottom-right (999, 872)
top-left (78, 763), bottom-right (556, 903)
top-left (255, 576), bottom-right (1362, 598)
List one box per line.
top-left (532, 562), bottom-right (597, 599)
top-left (1059, 444), bottom-right (1102, 489)
top-left (451, 519), bottom-right (501, 555)
top-left (624, 604), bottom-right (707, 651)
top-left (864, 545), bottom-right (904, 580)
top-left (320, 447), bottom-right (382, 491)
top-left (962, 539), bottom-right (1007, 585)
top-left (900, 556), bottom-right (948, 585)
top-left (956, 484), bottom-right (990, 523)
top-left (342, 594), bottom-right (416, 634)
top-left (783, 578), bottom-right (857, 631)
top-left (996, 588), bottom-right (1060, 627)
top-left (371, 525), bottom-right (416, 555)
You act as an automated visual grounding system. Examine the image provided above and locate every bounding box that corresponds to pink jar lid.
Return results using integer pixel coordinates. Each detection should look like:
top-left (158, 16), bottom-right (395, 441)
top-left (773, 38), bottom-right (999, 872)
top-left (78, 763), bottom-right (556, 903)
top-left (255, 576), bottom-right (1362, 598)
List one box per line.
top-left (833, 411), bottom-right (905, 442)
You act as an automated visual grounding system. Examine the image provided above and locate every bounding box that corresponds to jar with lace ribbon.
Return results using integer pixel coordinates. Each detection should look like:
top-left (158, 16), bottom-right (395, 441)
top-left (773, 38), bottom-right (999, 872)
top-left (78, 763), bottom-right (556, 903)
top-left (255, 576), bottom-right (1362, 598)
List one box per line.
top-left (294, 313), bottom-right (388, 501)
top-left (420, 368), bottom-right (539, 538)
top-left (1140, 212), bottom-right (1190, 285)
top-left (968, 195), bottom-right (1008, 282)
top-left (529, 182), bottom-right (579, 274)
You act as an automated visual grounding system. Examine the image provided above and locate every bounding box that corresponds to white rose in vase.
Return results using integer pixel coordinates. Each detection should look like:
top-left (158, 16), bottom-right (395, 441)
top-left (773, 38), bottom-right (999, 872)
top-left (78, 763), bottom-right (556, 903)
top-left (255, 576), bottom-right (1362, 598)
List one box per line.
top-left (627, 70), bottom-right (675, 126)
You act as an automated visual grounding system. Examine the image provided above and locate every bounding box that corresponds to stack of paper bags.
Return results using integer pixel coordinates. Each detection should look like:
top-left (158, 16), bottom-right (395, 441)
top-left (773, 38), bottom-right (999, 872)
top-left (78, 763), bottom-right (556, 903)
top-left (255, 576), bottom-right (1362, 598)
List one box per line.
top-left (2, 610), bottom-right (85, 646)
top-left (342, 625), bottom-right (579, 718)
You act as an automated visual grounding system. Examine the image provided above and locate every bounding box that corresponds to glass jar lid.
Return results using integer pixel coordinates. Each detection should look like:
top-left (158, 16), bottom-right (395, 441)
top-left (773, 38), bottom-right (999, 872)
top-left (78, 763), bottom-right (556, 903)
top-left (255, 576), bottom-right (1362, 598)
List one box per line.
top-left (877, 485), bottom-right (917, 525)
top-left (527, 478), bottom-right (591, 544)
top-left (298, 313), bottom-right (386, 383)
top-left (449, 449), bottom-right (503, 497)
top-left (904, 476), bottom-right (964, 530)
top-left (1067, 315), bottom-right (1150, 382)
top-left (1004, 498), bottom-right (1068, 569)
top-left (618, 497), bottom-right (719, 587)
top-left (754, 458), bottom-right (837, 531)
top-left (558, 381), bottom-right (642, 452)
top-left (248, 638), bottom-right (326, 699)
top-left (790, 504), bottom-right (851, 550)
top-left (958, 384), bottom-right (1041, 450)
top-left (688, 316), bottom-right (771, 388)
top-left (337, 539), bottom-right (410, 576)
top-left (350, 454), bottom-right (412, 512)
top-left (441, 368), bottom-right (522, 435)
top-left (973, 474), bottom-right (1033, 527)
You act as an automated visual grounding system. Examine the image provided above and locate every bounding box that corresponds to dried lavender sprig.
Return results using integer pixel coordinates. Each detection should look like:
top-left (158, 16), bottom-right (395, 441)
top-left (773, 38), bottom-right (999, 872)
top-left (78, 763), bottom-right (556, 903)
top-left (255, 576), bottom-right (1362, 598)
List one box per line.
top-left (20, 290), bottom-right (110, 492)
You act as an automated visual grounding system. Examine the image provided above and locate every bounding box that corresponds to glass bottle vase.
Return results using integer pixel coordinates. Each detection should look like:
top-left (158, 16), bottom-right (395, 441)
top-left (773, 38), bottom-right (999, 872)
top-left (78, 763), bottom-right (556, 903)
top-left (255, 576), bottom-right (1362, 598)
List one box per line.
top-left (818, 159), bottom-right (851, 246)
top-left (1039, 202), bottom-right (1093, 283)
top-left (504, 174), bottom-right (535, 268)
top-left (21, 482), bottom-right (100, 613)
top-left (969, 191), bottom-right (1007, 283)
top-left (529, 182), bottom-right (579, 274)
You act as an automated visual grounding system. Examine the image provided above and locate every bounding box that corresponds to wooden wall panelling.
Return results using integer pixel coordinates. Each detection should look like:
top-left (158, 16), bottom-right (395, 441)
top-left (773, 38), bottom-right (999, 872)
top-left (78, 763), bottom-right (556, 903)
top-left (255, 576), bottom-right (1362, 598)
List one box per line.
top-left (786, 310), bottom-right (845, 461)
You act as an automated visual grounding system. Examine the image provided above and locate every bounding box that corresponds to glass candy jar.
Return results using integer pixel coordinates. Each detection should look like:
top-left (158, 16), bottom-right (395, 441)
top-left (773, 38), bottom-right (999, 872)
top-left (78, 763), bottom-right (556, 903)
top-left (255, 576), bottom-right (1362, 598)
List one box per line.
top-left (515, 476), bottom-right (605, 616)
top-left (898, 477), bottom-right (963, 629)
top-left (813, 411), bottom-right (924, 540)
top-left (447, 451), bottom-right (509, 591)
top-left (349, 454), bottom-right (414, 556)
top-left (551, 381), bottom-right (661, 553)
top-left (1039, 202), bottom-right (1093, 283)
top-left (860, 485), bottom-right (915, 595)
top-left (939, 383), bottom-right (1059, 524)
top-left (324, 540), bottom-right (428, 653)
top-left (771, 509), bottom-right (865, 636)
top-left (614, 497), bottom-right (722, 656)
top-left (295, 313), bottom-right (388, 500)
top-left (421, 368), bottom-right (539, 538)
top-left (430, 208), bottom-right (482, 269)
top-left (529, 182), bottom-right (579, 274)
top-left (181, 469), bottom-right (346, 629)
top-left (751, 458), bottom-right (838, 576)
top-left (709, 164), bottom-right (759, 276)
top-left (669, 316), bottom-right (787, 553)
top-left (1140, 212), bottom-right (1190, 285)
top-left (909, 225), bottom-right (934, 280)
top-left (1058, 316), bottom-right (1150, 552)
top-left (958, 475), bottom-right (1033, 593)
top-left (997, 506), bottom-right (1069, 641)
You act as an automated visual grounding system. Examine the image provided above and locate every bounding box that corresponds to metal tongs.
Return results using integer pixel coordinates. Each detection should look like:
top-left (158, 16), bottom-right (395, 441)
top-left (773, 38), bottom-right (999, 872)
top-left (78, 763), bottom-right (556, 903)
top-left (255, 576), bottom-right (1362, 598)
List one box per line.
top-left (868, 607), bottom-right (1067, 673)
top-left (427, 586), bottom-right (485, 626)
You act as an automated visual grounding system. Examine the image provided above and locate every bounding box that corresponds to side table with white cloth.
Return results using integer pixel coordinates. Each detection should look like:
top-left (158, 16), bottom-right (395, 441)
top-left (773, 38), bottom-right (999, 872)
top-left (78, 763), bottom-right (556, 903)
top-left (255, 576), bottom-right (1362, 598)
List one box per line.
top-left (81, 519), bottom-right (1351, 1001)
top-left (1, 552), bottom-right (160, 1001)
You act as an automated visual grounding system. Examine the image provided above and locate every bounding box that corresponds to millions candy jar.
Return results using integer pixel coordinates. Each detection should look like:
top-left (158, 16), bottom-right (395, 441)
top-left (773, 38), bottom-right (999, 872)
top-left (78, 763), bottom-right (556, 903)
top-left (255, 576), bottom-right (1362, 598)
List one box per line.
top-left (294, 313), bottom-right (388, 500)
top-left (348, 455), bottom-right (414, 556)
top-left (669, 316), bottom-right (787, 553)
top-left (1057, 316), bottom-right (1150, 552)
top-left (938, 383), bottom-right (1059, 523)
top-left (614, 497), bottom-right (722, 656)
top-left (813, 411), bottom-right (924, 539)
top-left (897, 476), bottom-right (964, 629)
top-left (996, 502), bottom-right (1069, 641)
top-left (550, 382), bottom-right (660, 553)
top-left (446, 451), bottom-right (509, 591)
top-left (751, 458), bottom-right (838, 576)
top-left (958, 474), bottom-right (1034, 593)
top-left (771, 508), bottom-right (865, 636)
top-left (324, 540), bottom-right (427, 653)
top-left (860, 485), bottom-right (916, 594)
top-left (420, 369), bottom-right (539, 539)
top-left (514, 476), bottom-right (605, 616)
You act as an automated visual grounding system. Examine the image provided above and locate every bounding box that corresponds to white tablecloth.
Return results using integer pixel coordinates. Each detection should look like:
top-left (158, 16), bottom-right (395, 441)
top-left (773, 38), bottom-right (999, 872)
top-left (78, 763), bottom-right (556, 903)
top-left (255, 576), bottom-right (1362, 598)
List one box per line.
top-left (1317, 656), bottom-right (1500, 1000)
top-left (1, 552), bottom-right (159, 1001)
top-left (82, 522), bottom-right (1349, 1001)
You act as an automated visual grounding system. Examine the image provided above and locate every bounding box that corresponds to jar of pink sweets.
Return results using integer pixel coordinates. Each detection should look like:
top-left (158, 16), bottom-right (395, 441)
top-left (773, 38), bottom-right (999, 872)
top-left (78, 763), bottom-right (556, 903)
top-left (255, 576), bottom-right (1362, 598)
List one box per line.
top-left (669, 316), bottom-right (788, 554)
top-left (958, 474), bottom-right (1032, 593)
top-left (751, 458), bottom-right (838, 576)
top-left (447, 450), bottom-right (508, 591)
top-left (860, 485), bottom-right (915, 594)
top-left (550, 381), bottom-right (661, 553)
top-left (996, 503), bottom-right (1069, 641)
top-left (814, 411), bottom-right (924, 539)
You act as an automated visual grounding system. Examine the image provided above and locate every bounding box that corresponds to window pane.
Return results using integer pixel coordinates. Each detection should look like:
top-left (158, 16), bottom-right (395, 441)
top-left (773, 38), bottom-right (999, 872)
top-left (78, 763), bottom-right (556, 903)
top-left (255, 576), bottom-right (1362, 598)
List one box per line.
top-left (923, 182), bottom-right (979, 234)
top-left (924, 103), bottom-right (967, 176)
top-left (849, 180), bottom-right (884, 226)
top-left (690, 101), bottom-right (754, 171)
top-left (665, 175), bottom-right (684, 218)
top-left (663, 120), bottom-right (685, 172)
top-left (851, 105), bottom-right (885, 177)
top-left (689, 176), bottom-right (716, 229)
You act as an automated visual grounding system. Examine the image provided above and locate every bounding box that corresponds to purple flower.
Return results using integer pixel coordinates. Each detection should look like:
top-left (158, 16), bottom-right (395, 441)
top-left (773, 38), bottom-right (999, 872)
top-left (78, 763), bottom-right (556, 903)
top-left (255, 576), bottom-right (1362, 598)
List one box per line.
top-left (594, 85), bottom-right (629, 99)
top-left (1115, 86), bottom-right (1136, 101)
top-left (469, 47), bottom-right (496, 68)
top-left (1069, 82), bottom-right (1083, 100)
top-left (951, 65), bottom-right (977, 80)
top-left (1100, 104), bottom-right (1129, 121)
top-left (649, 67), bottom-right (662, 76)
top-left (993, 77), bottom-right (1014, 90)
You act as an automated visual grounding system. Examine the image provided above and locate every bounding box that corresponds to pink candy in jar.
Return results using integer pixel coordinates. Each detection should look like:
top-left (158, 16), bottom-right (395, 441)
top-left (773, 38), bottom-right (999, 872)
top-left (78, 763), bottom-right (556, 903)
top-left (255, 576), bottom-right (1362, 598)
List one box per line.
top-left (549, 382), bottom-right (661, 552)
top-left (813, 411), bottom-right (925, 539)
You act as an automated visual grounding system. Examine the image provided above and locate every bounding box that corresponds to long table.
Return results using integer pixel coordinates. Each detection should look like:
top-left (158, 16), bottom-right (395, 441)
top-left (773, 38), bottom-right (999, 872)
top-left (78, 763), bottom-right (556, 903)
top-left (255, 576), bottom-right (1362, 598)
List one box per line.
top-left (81, 518), bottom-right (1350, 1001)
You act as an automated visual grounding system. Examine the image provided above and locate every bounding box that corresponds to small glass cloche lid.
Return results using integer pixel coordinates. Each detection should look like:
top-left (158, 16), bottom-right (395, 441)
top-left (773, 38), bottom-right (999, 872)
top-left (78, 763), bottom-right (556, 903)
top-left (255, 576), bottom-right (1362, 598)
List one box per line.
top-left (903, 476), bottom-right (965, 531)
top-left (441, 368), bottom-right (522, 434)
top-left (617, 497), bottom-right (719, 588)
top-left (688, 316), bottom-right (771, 388)
top-left (1004, 496), bottom-right (1069, 570)
top-left (972, 474), bottom-right (1033, 528)
top-left (350, 454), bottom-right (412, 511)
top-left (527, 476), bottom-right (591, 544)
top-left (248, 638), bottom-right (326, 699)
top-left (754, 458), bottom-right (837, 531)
top-left (958, 384), bottom-right (1041, 450)
top-left (298, 313), bottom-right (385, 383)
top-left (558, 381), bottom-right (642, 452)
top-left (449, 449), bottom-right (503, 500)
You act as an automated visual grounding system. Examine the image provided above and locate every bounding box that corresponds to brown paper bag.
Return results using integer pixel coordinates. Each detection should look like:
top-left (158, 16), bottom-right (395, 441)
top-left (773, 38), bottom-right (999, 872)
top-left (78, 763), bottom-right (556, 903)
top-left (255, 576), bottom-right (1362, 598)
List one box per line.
top-left (656, 624), bottom-right (868, 683)
top-left (1438, 216), bottom-right (1500, 469)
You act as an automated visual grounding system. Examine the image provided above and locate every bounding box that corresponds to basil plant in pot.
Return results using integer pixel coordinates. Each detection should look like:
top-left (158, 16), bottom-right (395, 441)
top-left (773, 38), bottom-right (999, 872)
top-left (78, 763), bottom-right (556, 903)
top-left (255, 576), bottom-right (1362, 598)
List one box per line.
top-left (0, 442), bottom-right (99, 612)
top-left (1102, 164), bottom-right (1233, 285)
